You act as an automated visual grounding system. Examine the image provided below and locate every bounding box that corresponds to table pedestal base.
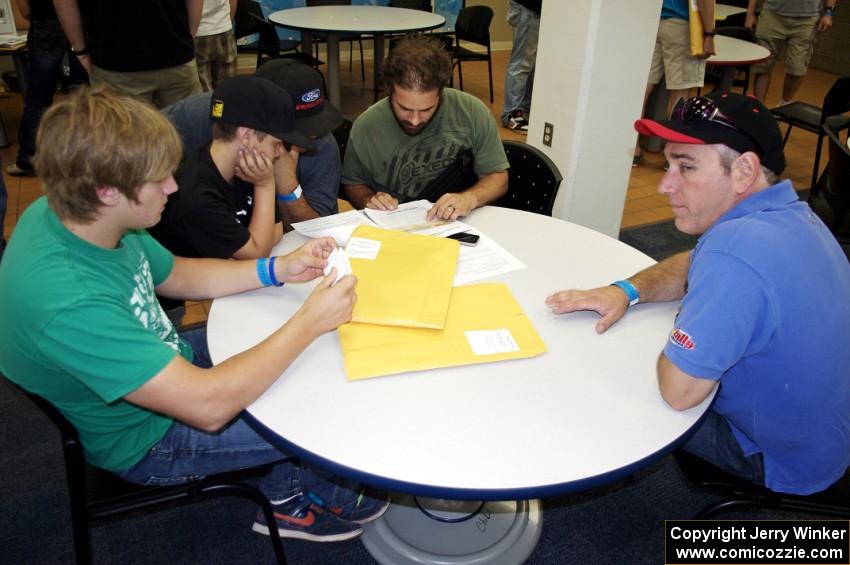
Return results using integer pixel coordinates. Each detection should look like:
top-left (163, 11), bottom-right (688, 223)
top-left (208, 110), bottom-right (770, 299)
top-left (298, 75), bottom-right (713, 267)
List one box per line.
top-left (361, 495), bottom-right (542, 565)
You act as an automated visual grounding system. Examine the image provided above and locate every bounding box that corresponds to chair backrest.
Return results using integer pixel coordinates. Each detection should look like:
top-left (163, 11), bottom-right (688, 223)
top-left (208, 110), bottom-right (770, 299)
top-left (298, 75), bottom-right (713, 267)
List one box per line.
top-left (234, 0), bottom-right (263, 42)
top-left (821, 76), bottom-right (850, 125)
top-left (454, 5), bottom-right (492, 47)
top-left (822, 115), bottom-right (850, 230)
top-left (332, 117), bottom-right (353, 162)
top-left (252, 13), bottom-right (282, 62)
top-left (306, 0), bottom-right (351, 6)
top-left (389, 0), bottom-right (433, 11)
top-left (494, 141), bottom-right (563, 216)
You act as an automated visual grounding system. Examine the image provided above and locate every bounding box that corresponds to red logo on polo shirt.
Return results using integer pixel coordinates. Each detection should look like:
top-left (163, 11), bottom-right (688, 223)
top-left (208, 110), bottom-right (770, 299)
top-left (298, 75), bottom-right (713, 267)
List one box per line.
top-left (669, 328), bottom-right (695, 350)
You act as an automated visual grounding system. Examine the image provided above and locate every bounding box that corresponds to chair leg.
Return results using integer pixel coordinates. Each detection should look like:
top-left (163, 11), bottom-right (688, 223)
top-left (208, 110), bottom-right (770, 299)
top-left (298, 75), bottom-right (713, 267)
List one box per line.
top-left (64, 451), bottom-right (93, 564)
top-left (782, 124), bottom-right (793, 147)
top-left (487, 51), bottom-right (494, 104)
top-left (810, 133), bottom-right (825, 191)
top-left (457, 61), bottom-right (464, 91)
top-left (359, 39), bottom-right (365, 83)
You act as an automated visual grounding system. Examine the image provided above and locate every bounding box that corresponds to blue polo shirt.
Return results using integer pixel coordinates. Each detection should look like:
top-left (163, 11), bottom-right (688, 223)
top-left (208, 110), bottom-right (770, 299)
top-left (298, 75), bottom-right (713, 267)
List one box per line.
top-left (661, 0), bottom-right (689, 20)
top-left (664, 181), bottom-right (850, 495)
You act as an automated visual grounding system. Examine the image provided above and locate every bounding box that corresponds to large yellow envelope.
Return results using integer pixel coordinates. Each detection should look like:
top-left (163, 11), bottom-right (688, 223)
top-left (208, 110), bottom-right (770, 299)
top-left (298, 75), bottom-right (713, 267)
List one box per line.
top-left (338, 283), bottom-right (547, 380)
top-left (346, 224), bottom-right (459, 329)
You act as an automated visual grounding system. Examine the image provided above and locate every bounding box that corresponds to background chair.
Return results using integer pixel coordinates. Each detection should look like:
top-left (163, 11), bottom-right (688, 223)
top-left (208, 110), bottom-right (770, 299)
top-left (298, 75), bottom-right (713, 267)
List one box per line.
top-left (700, 27), bottom-right (756, 95)
top-left (389, 0), bottom-right (433, 11)
top-left (8, 382), bottom-right (288, 565)
top-left (450, 5), bottom-right (494, 103)
top-left (332, 117), bottom-right (353, 162)
top-left (236, 0), bottom-right (308, 70)
top-left (305, 0), bottom-right (367, 82)
top-left (252, 13), bottom-right (324, 70)
top-left (673, 449), bottom-right (850, 519)
top-left (772, 75), bottom-right (850, 191)
top-left (811, 115), bottom-right (850, 244)
top-left (493, 140), bottom-right (563, 216)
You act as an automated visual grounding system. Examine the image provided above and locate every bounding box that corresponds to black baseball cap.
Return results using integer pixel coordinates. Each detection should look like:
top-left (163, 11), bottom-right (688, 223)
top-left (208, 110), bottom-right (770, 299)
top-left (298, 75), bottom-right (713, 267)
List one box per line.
top-left (211, 75), bottom-right (317, 153)
top-left (634, 91), bottom-right (785, 175)
top-left (255, 59), bottom-right (344, 138)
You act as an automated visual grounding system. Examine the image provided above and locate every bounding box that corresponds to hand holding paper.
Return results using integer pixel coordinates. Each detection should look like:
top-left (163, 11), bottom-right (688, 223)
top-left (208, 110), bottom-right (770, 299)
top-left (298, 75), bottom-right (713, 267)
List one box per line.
top-left (323, 247), bottom-right (353, 286)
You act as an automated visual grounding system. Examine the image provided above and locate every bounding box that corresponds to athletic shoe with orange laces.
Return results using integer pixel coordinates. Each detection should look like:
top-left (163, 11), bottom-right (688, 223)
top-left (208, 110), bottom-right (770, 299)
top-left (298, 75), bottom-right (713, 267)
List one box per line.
top-left (251, 492), bottom-right (363, 542)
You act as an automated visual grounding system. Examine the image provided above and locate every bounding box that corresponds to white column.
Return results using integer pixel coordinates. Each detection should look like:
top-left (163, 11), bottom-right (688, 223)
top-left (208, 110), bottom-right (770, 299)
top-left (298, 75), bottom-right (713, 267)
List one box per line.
top-left (527, 0), bottom-right (662, 237)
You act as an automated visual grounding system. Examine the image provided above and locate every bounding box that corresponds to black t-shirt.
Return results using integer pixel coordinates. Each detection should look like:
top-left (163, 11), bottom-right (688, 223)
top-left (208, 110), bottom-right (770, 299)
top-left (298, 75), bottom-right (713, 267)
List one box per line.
top-left (30, 0), bottom-right (58, 22)
top-left (149, 144), bottom-right (282, 259)
top-left (82, 0), bottom-right (194, 71)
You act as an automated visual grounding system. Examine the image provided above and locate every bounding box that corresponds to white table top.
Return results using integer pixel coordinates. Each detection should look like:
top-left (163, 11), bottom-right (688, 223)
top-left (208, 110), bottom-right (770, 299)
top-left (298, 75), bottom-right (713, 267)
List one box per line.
top-left (716, 3), bottom-right (747, 21)
top-left (269, 5), bottom-right (445, 35)
top-left (208, 207), bottom-right (713, 500)
top-left (708, 34), bottom-right (770, 66)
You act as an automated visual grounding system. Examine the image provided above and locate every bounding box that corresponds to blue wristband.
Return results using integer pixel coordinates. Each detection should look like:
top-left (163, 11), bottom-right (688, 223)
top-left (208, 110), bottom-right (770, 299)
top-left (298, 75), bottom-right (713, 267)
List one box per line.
top-left (276, 184), bottom-right (303, 202)
top-left (825, 7), bottom-right (834, 16)
top-left (268, 256), bottom-right (284, 287)
top-left (256, 258), bottom-right (273, 286)
top-left (611, 279), bottom-right (639, 306)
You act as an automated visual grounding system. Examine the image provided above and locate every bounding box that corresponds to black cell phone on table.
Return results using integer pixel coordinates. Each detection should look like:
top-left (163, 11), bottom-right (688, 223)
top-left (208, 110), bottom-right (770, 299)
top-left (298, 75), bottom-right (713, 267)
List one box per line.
top-left (446, 232), bottom-right (480, 246)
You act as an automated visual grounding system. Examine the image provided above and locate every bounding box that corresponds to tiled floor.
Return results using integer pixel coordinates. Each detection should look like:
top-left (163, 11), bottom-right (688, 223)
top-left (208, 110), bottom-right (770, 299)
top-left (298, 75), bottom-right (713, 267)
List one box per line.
top-left (0, 47), bottom-right (841, 324)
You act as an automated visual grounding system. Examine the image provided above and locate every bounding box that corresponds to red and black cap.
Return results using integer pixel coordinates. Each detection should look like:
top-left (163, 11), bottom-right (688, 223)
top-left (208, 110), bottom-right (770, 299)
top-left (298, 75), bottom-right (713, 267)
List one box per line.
top-left (211, 75), bottom-right (317, 153)
top-left (634, 91), bottom-right (785, 175)
top-left (255, 59), bottom-right (344, 138)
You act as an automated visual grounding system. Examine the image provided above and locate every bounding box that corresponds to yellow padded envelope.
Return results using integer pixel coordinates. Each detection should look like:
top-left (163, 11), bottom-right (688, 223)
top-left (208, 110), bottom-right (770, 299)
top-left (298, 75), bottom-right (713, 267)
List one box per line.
top-left (346, 224), bottom-right (459, 329)
top-left (338, 283), bottom-right (547, 380)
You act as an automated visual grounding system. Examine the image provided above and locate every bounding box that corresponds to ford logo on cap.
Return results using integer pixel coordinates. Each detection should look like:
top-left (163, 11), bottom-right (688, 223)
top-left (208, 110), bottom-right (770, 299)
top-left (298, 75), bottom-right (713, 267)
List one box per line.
top-left (302, 89), bottom-right (321, 103)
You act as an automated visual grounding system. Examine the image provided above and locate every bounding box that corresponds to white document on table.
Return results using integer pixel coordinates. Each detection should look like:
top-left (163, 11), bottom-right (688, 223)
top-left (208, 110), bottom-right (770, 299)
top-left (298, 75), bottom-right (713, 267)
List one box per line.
top-left (363, 200), bottom-right (440, 231)
top-left (415, 222), bottom-right (526, 286)
top-left (291, 209), bottom-right (374, 246)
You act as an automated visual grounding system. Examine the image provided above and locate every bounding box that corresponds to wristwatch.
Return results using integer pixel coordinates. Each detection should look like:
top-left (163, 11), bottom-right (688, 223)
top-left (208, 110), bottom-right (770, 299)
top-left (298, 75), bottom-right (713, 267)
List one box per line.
top-left (71, 45), bottom-right (90, 55)
top-left (703, 30), bottom-right (716, 37)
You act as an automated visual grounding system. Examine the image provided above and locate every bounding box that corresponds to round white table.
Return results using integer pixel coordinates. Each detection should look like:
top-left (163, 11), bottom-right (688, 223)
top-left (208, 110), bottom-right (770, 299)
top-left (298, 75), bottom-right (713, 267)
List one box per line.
top-left (715, 3), bottom-right (747, 21)
top-left (208, 206), bottom-right (712, 564)
top-left (269, 6), bottom-right (445, 107)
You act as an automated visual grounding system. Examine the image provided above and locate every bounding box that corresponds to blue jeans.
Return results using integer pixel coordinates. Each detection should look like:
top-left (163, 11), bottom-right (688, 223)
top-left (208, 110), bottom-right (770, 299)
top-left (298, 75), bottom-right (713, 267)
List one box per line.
top-left (16, 20), bottom-right (85, 170)
top-left (682, 409), bottom-right (765, 485)
top-left (501, 0), bottom-right (539, 123)
top-left (119, 324), bottom-right (341, 502)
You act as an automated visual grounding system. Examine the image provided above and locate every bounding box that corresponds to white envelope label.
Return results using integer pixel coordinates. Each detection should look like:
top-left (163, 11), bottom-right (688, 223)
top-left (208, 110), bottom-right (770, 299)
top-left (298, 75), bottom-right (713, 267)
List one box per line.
top-left (464, 330), bottom-right (520, 355)
top-left (346, 237), bottom-right (382, 260)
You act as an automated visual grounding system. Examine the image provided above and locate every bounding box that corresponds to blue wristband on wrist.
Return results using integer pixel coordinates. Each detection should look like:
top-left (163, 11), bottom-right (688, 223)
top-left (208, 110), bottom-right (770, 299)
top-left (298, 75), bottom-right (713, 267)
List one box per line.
top-left (611, 279), bottom-right (640, 306)
top-left (276, 184), bottom-right (303, 202)
top-left (268, 256), bottom-right (284, 287)
top-left (256, 258), bottom-right (273, 287)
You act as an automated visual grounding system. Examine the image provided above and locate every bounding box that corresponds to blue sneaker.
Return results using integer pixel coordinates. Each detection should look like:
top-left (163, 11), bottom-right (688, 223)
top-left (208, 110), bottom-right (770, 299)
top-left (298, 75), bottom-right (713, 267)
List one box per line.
top-left (251, 493), bottom-right (363, 542)
top-left (298, 469), bottom-right (390, 524)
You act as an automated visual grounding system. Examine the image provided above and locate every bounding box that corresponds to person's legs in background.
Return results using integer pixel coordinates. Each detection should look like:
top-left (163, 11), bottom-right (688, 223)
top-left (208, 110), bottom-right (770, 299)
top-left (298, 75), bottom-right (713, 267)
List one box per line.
top-left (8, 20), bottom-right (68, 177)
top-left (501, 0), bottom-right (539, 133)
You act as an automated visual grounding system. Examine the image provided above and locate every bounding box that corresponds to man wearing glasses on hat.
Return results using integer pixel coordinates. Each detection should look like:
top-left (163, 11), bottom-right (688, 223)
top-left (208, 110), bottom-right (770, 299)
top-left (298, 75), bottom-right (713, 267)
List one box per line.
top-left (547, 91), bottom-right (850, 496)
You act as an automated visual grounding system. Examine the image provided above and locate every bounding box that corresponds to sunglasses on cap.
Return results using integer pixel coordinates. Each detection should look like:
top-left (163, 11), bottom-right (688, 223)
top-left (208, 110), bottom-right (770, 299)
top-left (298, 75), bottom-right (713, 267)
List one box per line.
top-left (672, 96), bottom-right (763, 156)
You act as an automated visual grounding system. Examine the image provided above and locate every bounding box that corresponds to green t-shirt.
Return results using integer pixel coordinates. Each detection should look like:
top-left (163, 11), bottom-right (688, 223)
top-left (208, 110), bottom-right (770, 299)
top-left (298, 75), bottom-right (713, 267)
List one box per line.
top-left (341, 88), bottom-right (509, 203)
top-left (0, 197), bottom-right (192, 472)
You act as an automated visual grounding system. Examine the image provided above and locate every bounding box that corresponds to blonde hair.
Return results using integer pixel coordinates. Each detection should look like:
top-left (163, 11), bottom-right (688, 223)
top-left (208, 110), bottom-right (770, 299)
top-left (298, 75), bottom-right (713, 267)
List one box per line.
top-left (33, 86), bottom-right (182, 223)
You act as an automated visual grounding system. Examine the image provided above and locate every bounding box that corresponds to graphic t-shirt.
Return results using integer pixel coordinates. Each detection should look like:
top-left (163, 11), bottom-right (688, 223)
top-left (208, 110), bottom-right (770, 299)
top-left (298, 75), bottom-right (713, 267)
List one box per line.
top-left (0, 197), bottom-right (192, 472)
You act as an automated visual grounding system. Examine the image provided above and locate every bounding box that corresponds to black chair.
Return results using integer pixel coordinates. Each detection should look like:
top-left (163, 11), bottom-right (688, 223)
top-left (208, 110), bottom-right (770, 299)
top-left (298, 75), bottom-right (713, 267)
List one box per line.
top-left (673, 449), bottom-right (850, 519)
top-left (811, 115), bottom-right (850, 243)
top-left (450, 5), bottom-right (494, 103)
top-left (772, 75), bottom-right (850, 192)
top-left (236, 0), bottom-right (306, 70)
top-left (332, 117), bottom-right (353, 162)
top-left (305, 0), bottom-right (367, 82)
top-left (700, 27), bottom-right (756, 95)
top-left (252, 13), bottom-right (324, 70)
top-left (8, 382), bottom-right (288, 565)
top-left (493, 140), bottom-right (563, 216)
top-left (389, 0), bottom-right (433, 11)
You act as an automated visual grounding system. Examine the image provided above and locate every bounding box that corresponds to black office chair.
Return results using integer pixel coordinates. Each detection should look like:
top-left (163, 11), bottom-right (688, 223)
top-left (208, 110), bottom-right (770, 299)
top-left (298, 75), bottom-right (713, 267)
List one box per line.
top-left (772, 75), bottom-right (850, 192)
top-left (235, 0), bottom-right (308, 70)
top-left (810, 115), bottom-right (850, 243)
top-left (332, 117), bottom-right (353, 162)
top-left (252, 13), bottom-right (324, 70)
top-left (450, 5), bottom-right (494, 103)
top-left (305, 0), bottom-right (367, 82)
top-left (673, 449), bottom-right (850, 519)
top-left (8, 382), bottom-right (289, 565)
top-left (700, 27), bottom-right (756, 95)
top-left (389, 0), bottom-right (433, 11)
top-left (493, 140), bottom-right (563, 217)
